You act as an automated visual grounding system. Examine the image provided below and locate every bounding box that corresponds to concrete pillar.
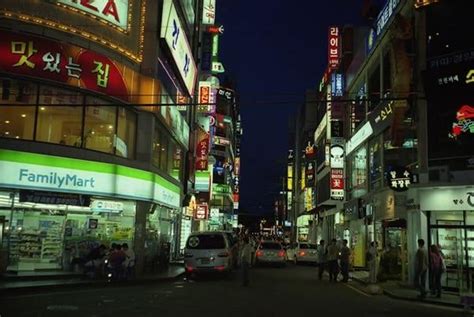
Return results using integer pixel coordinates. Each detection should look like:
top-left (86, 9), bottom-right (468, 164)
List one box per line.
top-left (407, 210), bottom-right (428, 284)
top-left (134, 201), bottom-right (151, 277)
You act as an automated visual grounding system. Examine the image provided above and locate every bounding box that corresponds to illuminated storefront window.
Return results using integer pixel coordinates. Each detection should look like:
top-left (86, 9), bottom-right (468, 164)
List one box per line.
top-left (36, 86), bottom-right (83, 146)
top-left (0, 78), bottom-right (137, 159)
top-left (369, 136), bottom-right (383, 190)
top-left (0, 78), bottom-right (36, 140)
top-left (84, 100), bottom-right (116, 155)
top-left (351, 146), bottom-right (368, 198)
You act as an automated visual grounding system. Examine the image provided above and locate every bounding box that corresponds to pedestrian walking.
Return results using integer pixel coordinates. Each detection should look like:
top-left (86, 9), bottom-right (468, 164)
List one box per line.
top-left (339, 239), bottom-right (351, 283)
top-left (367, 241), bottom-right (378, 284)
top-left (317, 240), bottom-right (327, 280)
top-left (327, 239), bottom-right (339, 282)
top-left (240, 236), bottom-right (253, 286)
top-left (414, 238), bottom-right (429, 299)
top-left (429, 244), bottom-right (445, 298)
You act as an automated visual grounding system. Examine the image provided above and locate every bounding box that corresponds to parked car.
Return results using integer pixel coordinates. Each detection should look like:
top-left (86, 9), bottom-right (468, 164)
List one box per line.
top-left (255, 241), bottom-right (286, 267)
top-left (184, 231), bottom-right (236, 276)
top-left (288, 243), bottom-right (318, 264)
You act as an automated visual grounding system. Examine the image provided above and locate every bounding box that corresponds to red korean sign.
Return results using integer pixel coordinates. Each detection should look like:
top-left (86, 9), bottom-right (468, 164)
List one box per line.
top-left (330, 168), bottom-right (344, 199)
top-left (328, 27), bottom-right (340, 70)
top-left (194, 204), bottom-right (209, 220)
top-left (0, 30), bottom-right (129, 101)
top-left (195, 127), bottom-right (210, 171)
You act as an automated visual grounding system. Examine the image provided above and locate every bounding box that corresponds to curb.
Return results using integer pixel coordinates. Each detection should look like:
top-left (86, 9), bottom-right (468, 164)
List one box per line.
top-left (0, 271), bottom-right (186, 297)
top-left (350, 274), bottom-right (464, 309)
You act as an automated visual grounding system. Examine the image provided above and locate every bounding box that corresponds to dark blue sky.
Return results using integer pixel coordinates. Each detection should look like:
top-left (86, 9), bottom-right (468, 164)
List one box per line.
top-left (216, 1), bottom-right (363, 215)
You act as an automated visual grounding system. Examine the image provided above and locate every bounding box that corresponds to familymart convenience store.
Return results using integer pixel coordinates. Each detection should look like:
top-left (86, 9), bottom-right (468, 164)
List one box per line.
top-left (0, 149), bottom-right (180, 273)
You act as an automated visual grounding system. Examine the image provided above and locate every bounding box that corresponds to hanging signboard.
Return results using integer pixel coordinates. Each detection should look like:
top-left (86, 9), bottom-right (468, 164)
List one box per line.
top-left (387, 167), bottom-right (419, 192)
top-left (194, 204), bottom-right (209, 220)
top-left (330, 168), bottom-right (344, 199)
top-left (328, 26), bottom-right (340, 70)
top-left (161, 0), bottom-right (197, 95)
top-left (202, 0), bottom-right (216, 25)
top-left (195, 128), bottom-right (210, 171)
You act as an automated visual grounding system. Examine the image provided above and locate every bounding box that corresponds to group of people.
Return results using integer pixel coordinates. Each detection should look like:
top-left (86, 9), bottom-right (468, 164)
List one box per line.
top-left (76, 242), bottom-right (136, 280)
top-left (317, 239), bottom-right (351, 283)
top-left (415, 238), bottom-right (445, 299)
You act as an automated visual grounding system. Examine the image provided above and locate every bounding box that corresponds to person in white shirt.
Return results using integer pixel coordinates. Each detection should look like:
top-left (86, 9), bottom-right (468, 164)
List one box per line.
top-left (240, 236), bottom-right (253, 286)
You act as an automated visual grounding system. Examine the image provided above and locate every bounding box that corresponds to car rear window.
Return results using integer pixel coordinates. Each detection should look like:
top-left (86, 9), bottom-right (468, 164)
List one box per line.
top-left (299, 244), bottom-right (317, 249)
top-left (186, 234), bottom-right (226, 249)
top-left (259, 242), bottom-right (282, 250)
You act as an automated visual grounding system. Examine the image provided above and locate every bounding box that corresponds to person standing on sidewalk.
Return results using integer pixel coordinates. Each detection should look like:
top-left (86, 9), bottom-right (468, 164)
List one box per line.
top-left (339, 239), bottom-right (351, 283)
top-left (240, 236), bottom-right (253, 287)
top-left (367, 241), bottom-right (378, 284)
top-left (429, 244), bottom-right (444, 298)
top-left (317, 240), bottom-right (327, 280)
top-left (415, 239), bottom-right (429, 299)
top-left (327, 239), bottom-right (339, 282)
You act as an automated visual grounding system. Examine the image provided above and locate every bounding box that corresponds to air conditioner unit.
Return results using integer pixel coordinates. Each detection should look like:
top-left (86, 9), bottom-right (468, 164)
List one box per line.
top-left (428, 165), bottom-right (449, 182)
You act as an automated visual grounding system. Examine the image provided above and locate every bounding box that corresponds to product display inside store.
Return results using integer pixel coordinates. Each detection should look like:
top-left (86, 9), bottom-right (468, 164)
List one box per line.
top-left (0, 192), bottom-right (135, 272)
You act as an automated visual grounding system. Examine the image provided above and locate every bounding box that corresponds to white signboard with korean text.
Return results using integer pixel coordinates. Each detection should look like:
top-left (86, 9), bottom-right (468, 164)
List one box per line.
top-left (161, 0), bottom-right (197, 95)
top-left (57, 0), bottom-right (130, 31)
top-left (202, 0), bottom-right (216, 25)
top-left (419, 187), bottom-right (474, 211)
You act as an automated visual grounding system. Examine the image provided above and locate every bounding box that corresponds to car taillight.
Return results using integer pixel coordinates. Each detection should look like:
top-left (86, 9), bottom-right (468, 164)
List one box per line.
top-left (185, 265), bottom-right (194, 272)
top-left (256, 250), bottom-right (263, 257)
top-left (278, 250), bottom-right (285, 257)
top-left (218, 252), bottom-right (229, 257)
top-left (184, 253), bottom-right (193, 258)
top-left (299, 251), bottom-right (306, 256)
top-left (215, 265), bottom-right (226, 271)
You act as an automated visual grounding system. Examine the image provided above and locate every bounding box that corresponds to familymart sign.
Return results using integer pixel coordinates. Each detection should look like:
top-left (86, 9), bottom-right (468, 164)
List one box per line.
top-left (0, 150), bottom-right (180, 208)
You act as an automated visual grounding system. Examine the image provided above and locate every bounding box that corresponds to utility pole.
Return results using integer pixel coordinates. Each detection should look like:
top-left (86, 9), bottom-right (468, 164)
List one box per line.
top-left (292, 105), bottom-right (302, 243)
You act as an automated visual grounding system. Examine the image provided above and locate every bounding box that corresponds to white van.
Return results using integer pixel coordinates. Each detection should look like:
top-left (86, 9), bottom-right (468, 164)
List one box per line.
top-left (184, 231), bottom-right (236, 275)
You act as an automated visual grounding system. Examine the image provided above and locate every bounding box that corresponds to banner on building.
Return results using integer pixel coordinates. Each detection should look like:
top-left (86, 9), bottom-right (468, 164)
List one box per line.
top-left (305, 161), bottom-right (315, 188)
top-left (330, 138), bottom-right (345, 169)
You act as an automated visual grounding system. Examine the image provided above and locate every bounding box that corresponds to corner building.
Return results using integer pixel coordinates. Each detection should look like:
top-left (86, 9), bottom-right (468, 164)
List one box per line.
top-left (0, 0), bottom-right (200, 276)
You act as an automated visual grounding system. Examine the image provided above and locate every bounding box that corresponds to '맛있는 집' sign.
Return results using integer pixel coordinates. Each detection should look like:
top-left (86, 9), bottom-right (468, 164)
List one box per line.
top-left (0, 30), bottom-right (129, 101)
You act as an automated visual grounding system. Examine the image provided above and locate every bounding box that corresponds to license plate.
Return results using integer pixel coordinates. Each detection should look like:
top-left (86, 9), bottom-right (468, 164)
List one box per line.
top-left (200, 258), bottom-right (210, 264)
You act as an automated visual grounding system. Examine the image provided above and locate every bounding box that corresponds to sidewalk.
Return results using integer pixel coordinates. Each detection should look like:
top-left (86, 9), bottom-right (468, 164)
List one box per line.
top-left (350, 270), bottom-right (469, 309)
top-left (0, 264), bottom-right (185, 295)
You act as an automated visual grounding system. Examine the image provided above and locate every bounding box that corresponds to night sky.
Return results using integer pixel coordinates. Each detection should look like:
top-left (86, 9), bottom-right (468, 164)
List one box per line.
top-left (217, 1), bottom-right (364, 215)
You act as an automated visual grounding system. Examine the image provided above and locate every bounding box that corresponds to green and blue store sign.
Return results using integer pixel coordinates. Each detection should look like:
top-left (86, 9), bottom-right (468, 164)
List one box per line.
top-left (0, 150), bottom-right (180, 208)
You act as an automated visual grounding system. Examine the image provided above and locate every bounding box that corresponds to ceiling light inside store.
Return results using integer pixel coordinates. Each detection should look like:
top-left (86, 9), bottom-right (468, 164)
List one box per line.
top-left (5, 120), bottom-right (10, 124)
top-left (21, 114), bottom-right (26, 118)
top-left (40, 107), bottom-right (46, 110)
top-left (15, 136), bottom-right (19, 139)
top-left (5, 131), bottom-right (9, 135)
top-left (108, 125), bottom-right (113, 129)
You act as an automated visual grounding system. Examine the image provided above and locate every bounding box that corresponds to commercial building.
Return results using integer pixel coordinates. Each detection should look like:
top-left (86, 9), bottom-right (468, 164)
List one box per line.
top-left (0, 0), bottom-right (200, 276)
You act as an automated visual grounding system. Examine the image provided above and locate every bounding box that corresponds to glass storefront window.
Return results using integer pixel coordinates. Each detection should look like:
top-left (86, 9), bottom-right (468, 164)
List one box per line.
top-left (369, 136), bottom-right (383, 190)
top-left (0, 78), bottom-right (37, 140)
top-left (116, 107), bottom-right (136, 159)
top-left (0, 192), bottom-right (135, 272)
top-left (36, 86), bottom-right (83, 146)
top-left (84, 99), bottom-right (116, 154)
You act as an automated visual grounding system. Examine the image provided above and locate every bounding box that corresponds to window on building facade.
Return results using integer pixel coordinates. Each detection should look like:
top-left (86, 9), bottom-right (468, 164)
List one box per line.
top-left (84, 99), bottom-right (116, 154)
top-left (0, 78), bottom-right (36, 140)
top-left (369, 136), bottom-right (383, 190)
top-left (170, 140), bottom-right (183, 181)
top-left (383, 51), bottom-right (392, 96)
top-left (368, 64), bottom-right (381, 113)
top-left (153, 124), bottom-right (172, 174)
top-left (117, 107), bottom-right (136, 159)
top-left (36, 86), bottom-right (83, 146)
top-left (351, 146), bottom-right (368, 198)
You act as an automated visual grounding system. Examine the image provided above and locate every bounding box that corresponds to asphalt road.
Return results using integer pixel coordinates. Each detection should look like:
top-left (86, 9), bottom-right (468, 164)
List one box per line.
top-left (0, 265), bottom-right (465, 317)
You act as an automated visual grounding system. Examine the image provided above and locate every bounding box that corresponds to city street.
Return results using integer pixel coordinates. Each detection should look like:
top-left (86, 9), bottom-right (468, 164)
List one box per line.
top-left (0, 265), bottom-right (463, 317)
